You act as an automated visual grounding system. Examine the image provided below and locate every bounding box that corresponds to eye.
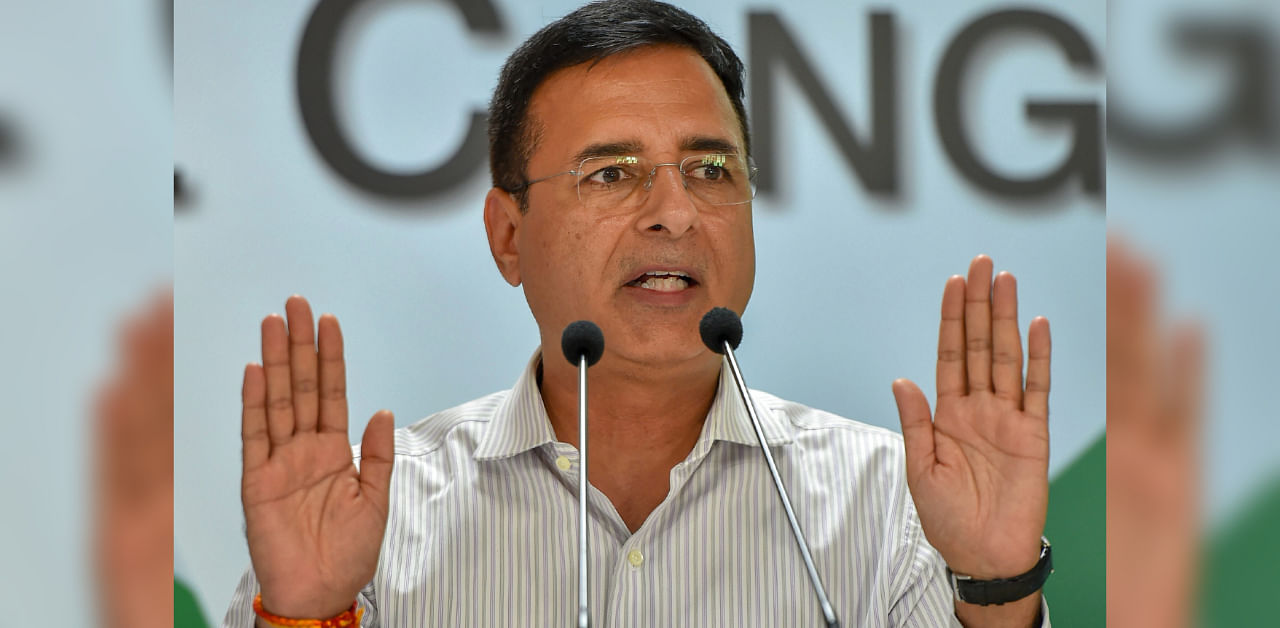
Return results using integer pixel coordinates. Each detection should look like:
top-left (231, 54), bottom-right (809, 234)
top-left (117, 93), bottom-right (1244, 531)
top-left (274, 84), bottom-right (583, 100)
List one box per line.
top-left (685, 155), bottom-right (736, 183)
top-left (583, 163), bottom-right (637, 185)
top-left (591, 166), bottom-right (622, 184)
top-left (688, 164), bottom-right (724, 181)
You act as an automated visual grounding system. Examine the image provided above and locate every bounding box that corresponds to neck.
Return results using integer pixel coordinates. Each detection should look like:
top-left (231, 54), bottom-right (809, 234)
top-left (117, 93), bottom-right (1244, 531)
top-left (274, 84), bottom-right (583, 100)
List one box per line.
top-left (539, 349), bottom-right (721, 462)
top-left (539, 348), bottom-right (722, 531)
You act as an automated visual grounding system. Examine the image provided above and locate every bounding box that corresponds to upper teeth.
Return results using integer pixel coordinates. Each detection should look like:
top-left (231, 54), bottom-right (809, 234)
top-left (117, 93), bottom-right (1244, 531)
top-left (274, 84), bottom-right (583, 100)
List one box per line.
top-left (637, 271), bottom-right (691, 292)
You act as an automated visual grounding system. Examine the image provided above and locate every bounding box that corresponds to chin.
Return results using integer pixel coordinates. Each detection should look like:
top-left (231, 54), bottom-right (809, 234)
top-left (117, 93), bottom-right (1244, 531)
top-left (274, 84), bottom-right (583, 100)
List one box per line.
top-left (605, 326), bottom-right (715, 370)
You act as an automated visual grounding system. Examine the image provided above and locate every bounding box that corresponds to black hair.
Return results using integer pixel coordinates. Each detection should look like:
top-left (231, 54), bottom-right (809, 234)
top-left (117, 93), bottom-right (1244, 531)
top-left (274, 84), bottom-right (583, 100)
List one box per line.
top-left (487, 0), bottom-right (749, 210)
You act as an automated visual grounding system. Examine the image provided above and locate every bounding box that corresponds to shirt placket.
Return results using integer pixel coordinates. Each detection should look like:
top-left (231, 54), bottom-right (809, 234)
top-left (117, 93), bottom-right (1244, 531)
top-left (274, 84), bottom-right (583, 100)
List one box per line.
top-left (543, 442), bottom-right (633, 625)
top-left (603, 440), bottom-right (722, 627)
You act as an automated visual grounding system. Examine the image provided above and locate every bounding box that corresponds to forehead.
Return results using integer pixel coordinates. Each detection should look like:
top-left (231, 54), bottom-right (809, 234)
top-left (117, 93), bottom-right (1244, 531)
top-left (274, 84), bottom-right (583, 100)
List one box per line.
top-left (525, 45), bottom-right (743, 166)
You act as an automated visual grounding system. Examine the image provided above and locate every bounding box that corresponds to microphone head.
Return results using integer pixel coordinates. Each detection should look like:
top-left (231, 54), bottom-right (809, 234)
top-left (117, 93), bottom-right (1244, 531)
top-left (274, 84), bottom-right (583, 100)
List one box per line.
top-left (699, 307), bottom-right (743, 354)
top-left (561, 320), bottom-right (605, 367)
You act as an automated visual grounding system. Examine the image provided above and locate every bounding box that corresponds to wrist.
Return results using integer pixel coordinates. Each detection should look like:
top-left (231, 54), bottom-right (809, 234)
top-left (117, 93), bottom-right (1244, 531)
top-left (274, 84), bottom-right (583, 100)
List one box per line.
top-left (945, 539), bottom-right (1043, 580)
top-left (947, 537), bottom-right (1053, 608)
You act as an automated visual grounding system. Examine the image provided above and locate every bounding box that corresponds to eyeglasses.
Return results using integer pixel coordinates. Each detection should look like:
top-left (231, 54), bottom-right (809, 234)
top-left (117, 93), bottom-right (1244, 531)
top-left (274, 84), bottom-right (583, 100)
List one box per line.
top-left (515, 154), bottom-right (758, 212)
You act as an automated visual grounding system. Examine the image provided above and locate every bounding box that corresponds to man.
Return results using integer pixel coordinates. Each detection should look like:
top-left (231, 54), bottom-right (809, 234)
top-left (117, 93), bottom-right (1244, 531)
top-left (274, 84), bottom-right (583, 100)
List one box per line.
top-left (225, 1), bottom-right (1053, 626)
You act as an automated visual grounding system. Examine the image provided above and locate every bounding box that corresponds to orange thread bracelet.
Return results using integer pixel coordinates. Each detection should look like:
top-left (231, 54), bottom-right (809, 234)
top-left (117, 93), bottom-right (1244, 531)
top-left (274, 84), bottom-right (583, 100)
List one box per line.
top-left (252, 594), bottom-right (364, 627)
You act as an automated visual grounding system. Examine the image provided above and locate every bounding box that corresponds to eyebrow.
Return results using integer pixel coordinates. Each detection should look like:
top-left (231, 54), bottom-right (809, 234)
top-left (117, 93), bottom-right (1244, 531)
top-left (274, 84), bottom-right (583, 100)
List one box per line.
top-left (681, 136), bottom-right (740, 155)
top-left (568, 136), bottom-right (743, 165)
top-left (571, 141), bottom-right (646, 165)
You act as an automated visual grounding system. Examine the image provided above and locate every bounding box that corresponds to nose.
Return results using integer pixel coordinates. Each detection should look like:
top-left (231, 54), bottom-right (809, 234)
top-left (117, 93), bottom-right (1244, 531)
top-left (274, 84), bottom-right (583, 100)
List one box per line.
top-left (636, 163), bottom-right (698, 238)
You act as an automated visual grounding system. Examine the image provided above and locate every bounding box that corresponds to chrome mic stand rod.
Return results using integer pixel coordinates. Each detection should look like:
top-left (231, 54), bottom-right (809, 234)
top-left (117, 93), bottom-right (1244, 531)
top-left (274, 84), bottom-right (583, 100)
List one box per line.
top-left (722, 345), bottom-right (840, 628)
top-left (700, 307), bottom-right (839, 628)
top-left (561, 320), bottom-right (604, 628)
top-left (576, 353), bottom-right (590, 628)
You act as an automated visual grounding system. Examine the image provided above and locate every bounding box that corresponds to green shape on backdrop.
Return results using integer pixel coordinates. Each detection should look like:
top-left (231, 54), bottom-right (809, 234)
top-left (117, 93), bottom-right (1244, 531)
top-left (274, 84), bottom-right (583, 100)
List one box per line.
top-left (1202, 473), bottom-right (1280, 626)
top-left (176, 578), bottom-right (211, 628)
top-left (1043, 434), bottom-right (1106, 626)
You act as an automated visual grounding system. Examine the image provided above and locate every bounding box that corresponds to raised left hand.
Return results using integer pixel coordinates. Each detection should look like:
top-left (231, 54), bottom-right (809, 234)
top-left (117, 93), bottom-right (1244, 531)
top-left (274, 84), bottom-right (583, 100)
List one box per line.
top-left (893, 255), bottom-right (1050, 580)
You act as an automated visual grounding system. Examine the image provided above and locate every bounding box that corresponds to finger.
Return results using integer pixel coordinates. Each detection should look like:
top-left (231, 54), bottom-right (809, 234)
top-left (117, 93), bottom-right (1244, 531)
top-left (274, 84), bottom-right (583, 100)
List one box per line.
top-left (1164, 323), bottom-right (1205, 443)
top-left (241, 363), bottom-right (270, 469)
top-left (936, 275), bottom-right (967, 399)
top-left (317, 313), bottom-right (349, 434)
top-left (285, 296), bottom-right (319, 434)
top-left (965, 255), bottom-right (994, 393)
top-left (991, 272), bottom-right (1024, 403)
top-left (94, 375), bottom-right (127, 500)
top-left (260, 314), bottom-right (295, 446)
top-left (358, 410), bottom-right (396, 511)
top-left (1106, 238), bottom-right (1158, 426)
top-left (892, 379), bottom-right (936, 480)
top-left (1024, 317), bottom-right (1052, 421)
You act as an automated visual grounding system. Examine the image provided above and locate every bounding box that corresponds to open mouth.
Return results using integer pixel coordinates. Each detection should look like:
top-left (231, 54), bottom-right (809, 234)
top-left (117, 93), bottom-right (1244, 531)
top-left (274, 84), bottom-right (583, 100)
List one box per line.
top-left (626, 270), bottom-right (699, 293)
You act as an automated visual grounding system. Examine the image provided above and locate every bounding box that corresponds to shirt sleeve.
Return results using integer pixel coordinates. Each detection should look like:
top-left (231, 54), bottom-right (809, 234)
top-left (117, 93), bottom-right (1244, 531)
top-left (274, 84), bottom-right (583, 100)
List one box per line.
top-left (221, 565), bottom-right (380, 628)
top-left (889, 536), bottom-right (963, 628)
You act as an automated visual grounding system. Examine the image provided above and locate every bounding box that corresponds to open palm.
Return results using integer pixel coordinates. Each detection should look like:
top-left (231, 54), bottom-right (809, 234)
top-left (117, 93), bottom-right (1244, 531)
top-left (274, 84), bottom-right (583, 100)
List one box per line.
top-left (240, 296), bottom-right (395, 618)
top-left (893, 255), bottom-right (1051, 580)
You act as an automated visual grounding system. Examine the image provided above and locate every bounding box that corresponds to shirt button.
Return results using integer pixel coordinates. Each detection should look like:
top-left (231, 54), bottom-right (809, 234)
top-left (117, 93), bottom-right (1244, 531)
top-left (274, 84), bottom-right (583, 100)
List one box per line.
top-left (627, 549), bottom-right (644, 568)
top-left (556, 456), bottom-right (572, 471)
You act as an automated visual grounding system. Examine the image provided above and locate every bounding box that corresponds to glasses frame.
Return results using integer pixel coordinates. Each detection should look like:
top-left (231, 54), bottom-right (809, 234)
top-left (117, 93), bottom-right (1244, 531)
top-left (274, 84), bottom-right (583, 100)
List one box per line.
top-left (515, 153), bottom-right (759, 209)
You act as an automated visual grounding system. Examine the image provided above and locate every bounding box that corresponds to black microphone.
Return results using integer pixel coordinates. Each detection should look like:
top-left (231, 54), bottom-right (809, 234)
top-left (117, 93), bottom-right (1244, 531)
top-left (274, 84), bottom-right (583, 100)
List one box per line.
top-left (561, 320), bottom-right (604, 628)
top-left (561, 320), bottom-right (605, 369)
top-left (700, 307), bottom-right (841, 628)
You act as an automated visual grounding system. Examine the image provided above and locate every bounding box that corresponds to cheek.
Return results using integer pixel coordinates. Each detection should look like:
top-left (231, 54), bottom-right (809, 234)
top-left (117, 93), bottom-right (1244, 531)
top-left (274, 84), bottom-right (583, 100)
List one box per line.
top-left (709, 214), bottom-right (757, 289)
top-left (521, 220), bottom-right (595, 301)
top-left (733, 244), bottom-right (756, 305)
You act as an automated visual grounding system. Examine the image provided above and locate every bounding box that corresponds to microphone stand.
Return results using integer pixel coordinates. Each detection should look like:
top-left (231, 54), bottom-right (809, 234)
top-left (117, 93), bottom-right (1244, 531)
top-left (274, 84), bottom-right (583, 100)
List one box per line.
top-left (577, 353), bottom-right (590, 628)
top-left (561, 319), bottom-right (602, 628)
top-left (722, 342), bottom-right (841, 628)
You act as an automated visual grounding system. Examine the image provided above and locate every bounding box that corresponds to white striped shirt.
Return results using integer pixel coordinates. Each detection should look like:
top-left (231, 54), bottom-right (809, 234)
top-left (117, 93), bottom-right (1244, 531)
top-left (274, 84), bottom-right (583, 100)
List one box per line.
top-left (225, 352), bottom-right (1049, 627)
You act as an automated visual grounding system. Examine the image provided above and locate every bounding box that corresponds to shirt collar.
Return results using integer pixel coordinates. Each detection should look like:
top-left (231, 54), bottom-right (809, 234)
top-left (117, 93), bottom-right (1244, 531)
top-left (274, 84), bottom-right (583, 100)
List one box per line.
top-left (473, 351), bottom-right (557, 461)
top-left (473, 349), bottom-right (792, 462)
top-left (702, 355), bottom-right (793, 447)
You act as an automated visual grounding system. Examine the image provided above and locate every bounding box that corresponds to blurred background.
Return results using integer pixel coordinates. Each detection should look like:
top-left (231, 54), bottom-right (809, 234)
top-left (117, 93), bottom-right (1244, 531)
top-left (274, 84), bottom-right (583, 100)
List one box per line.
top-left (1107, 1), bottom-right (1280, 626)
top-left (1, 0), bottom-right (1274, 625)
top-left (0, 0), bottom-right (171, 626)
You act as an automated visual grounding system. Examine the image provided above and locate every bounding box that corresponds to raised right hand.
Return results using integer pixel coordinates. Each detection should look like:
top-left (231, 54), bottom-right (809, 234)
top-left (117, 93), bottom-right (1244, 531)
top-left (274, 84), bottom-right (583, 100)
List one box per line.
top-left (240, 295), bottom-right (395, 619)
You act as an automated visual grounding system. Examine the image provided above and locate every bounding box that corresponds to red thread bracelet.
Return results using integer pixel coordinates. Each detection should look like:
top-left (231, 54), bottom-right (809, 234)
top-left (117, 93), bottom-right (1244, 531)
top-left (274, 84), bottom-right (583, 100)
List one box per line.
top-left (252, 594), bottom-right (364, 627)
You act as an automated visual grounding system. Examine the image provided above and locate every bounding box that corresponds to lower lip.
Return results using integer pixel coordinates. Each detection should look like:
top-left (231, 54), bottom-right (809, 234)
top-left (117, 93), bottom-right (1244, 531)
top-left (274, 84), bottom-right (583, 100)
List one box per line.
top-left (621, 282), bottom-right (700, 306)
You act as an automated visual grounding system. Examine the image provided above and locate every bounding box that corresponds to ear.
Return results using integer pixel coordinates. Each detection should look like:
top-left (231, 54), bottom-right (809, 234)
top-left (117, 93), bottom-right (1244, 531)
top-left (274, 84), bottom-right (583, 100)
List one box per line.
top-left (483, 187), bottom-right (523, 287)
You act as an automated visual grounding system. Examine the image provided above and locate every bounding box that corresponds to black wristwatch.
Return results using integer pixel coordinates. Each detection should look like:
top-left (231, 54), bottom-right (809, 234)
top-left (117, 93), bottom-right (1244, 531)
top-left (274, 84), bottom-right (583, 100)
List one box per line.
top-left (947, 537), bottom-right (1053, 606)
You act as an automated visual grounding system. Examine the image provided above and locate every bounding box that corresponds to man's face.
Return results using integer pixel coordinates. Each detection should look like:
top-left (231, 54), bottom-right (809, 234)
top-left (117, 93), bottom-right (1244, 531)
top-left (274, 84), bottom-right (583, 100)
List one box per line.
top-left (504, 45), bottom-right (755, 370)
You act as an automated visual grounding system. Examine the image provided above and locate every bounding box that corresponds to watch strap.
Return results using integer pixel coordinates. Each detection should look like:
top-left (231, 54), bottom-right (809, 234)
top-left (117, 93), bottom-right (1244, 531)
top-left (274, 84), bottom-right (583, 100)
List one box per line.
top-left (947, 536), bottom-right (1053, 606)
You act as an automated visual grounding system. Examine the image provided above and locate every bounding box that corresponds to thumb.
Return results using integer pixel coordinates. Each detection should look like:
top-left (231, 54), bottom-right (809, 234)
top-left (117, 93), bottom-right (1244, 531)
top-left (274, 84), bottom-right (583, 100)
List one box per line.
top-left (357, 410), bottom-right (395, 510)
top-left (892, 379), bottom-right (935, 478)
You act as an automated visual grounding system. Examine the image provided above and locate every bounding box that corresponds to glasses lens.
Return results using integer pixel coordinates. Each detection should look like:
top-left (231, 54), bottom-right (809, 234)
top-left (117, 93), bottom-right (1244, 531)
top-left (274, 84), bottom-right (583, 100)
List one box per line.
top-left (574, 154), bottom-right (757, 211)
top-left (681, 154), bottom-right (755, 206)
top-left (576, 156), bottom-right (646, 211)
